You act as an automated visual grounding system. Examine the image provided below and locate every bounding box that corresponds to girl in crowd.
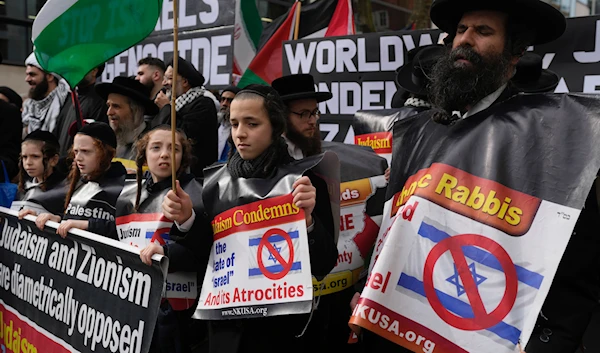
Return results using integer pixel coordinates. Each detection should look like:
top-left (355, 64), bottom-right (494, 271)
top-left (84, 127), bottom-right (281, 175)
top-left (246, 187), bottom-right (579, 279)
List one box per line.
top-left (199, 84), bottom-right (338, 352)
top-left (123, 125), bottom-right (213, 353)
top-left (24, 123), bottom-right (126, 237)
top-left (14, 130), bottom-right (66, 216)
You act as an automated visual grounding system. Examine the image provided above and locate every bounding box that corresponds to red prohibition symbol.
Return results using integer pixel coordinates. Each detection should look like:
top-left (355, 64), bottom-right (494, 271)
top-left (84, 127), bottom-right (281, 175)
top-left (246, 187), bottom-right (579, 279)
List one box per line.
top-left (257, 228), bottom-right (294, 280)
top-left (423, 233), bottom-right (518, 331)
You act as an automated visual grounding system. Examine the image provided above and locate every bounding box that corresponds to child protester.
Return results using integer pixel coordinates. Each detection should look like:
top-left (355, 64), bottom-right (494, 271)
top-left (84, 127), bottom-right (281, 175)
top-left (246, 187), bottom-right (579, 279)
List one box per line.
top-left (200, 84), bottom-right (338, 353)
top-left (14, 130), bottom-right (67, 217)
top-left (124, 125), bottom-right (213, 353)
top-left (23, 123), bottom-right (126, 238)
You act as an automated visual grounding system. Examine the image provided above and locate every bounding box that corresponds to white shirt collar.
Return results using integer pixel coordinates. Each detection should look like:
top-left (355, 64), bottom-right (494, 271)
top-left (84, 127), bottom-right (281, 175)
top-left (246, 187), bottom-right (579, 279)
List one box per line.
top-left (283, 135), bottom-right (305, 160)
top-left (463, 83), bottom-right (508, 119)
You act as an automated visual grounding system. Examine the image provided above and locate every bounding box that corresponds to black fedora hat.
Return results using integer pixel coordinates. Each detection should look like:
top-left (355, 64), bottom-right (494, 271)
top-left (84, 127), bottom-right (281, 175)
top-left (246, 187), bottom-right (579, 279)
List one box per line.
top-left (96, 76), bottom-right (158, 115)
top-left (396, 45), bottom-right (445, 96)
top-left (511, 52), bottom-right (559, 93)
top-left (272, 74), bottom-right (332, 103)
top-left (430, 0), bottom-right (566, 46)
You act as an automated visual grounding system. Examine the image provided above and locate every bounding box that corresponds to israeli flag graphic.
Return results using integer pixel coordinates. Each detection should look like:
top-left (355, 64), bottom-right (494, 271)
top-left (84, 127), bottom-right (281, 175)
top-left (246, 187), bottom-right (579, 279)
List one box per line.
top-left (396, 219), bottom-right (544, 348)
top-left (248, 229), bottom-right (303, 278)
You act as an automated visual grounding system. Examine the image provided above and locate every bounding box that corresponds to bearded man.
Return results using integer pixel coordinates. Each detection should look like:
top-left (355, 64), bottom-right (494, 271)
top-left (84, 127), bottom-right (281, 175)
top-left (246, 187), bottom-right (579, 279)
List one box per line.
top-left (21, 52), bottom-right (70, 136)
top-left (356, 1), bottom-right (590, 352)
top-left (135, 57), bottom-right (166, 100)
top-left (272, 74), bottom-right (330, 159)
top-left (96, 76), bottom-right (158, 164)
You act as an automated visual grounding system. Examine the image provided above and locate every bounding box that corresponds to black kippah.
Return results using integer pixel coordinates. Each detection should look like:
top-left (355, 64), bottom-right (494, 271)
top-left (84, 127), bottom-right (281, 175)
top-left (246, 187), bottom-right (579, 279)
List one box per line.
top-left (24, 130), bottom-right (60, 147)
top-left (77, 122), bottom-right (117, 149)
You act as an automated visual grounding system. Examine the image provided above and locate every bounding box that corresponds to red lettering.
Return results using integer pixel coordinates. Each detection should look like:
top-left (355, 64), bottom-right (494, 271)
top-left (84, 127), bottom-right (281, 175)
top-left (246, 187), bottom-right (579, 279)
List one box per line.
top-left (340, 213), bottom-right (355, 231)
top-left (402, 201), bottom-right (419, 221)
top-left (297, 285), bottom-right (304, 296)
top-left (366, 271), bottom-right (392, 293)
top-left (289, 285), bottom-right (296, 297)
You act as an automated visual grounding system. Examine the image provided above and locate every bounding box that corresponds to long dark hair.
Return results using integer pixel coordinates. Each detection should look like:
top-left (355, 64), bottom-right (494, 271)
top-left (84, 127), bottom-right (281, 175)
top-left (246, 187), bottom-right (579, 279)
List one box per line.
top-left (64, 137), bottom-right (116, 211)
top-left (18, 139), bottom-right (60, 192)
top-left (133, 125), bottom-right (192, 211)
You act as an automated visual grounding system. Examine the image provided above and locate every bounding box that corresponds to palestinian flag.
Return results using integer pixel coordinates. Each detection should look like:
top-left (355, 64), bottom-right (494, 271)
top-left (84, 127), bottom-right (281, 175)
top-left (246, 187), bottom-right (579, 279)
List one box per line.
top-left (32, 0), bottom-right (162, 88)
top-left (233, 0), bottom-right (263, 76)
top-left (238, 0), bottom-right (355, 88)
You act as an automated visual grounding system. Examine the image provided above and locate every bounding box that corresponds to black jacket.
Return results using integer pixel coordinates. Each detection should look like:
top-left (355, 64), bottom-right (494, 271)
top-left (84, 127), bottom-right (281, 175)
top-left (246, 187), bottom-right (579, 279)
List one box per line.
top-left (64, 162), bottom-right (126, 239)
top-left (0, 100), bottom-right (22, 182)
top-left (54, 84), bottom-right (109, 158)
top-left (12, 170), bottom-right (67, 215)
top-left (150, 95), bottom-right (218, 176)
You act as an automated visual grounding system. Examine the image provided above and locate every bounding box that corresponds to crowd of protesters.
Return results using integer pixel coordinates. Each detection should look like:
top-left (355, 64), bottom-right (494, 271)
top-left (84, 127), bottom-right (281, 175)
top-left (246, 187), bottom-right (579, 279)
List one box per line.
top-left (1, 0), bottom-right (598, 352)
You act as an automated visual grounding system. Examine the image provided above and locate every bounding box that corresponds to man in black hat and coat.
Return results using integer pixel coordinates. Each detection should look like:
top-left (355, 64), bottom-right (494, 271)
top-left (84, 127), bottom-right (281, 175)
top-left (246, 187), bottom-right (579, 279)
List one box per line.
top-left (357, 1), bottom-right (581, 352)
top-left (272, 74), bottom-right (331, 160)
top-left (426, 3), bottom-right (587, 351)
top-left (152, 57), bottom-right (218, 176)
top-left (96, 76), bottom-right (158, 166)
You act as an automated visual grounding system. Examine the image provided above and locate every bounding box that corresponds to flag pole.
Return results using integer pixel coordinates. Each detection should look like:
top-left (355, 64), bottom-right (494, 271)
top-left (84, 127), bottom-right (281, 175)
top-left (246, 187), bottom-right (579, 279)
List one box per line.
top-left (293, 1), bottom-right (302, 40)
top-left (171, 0), bottom-right (179, 192)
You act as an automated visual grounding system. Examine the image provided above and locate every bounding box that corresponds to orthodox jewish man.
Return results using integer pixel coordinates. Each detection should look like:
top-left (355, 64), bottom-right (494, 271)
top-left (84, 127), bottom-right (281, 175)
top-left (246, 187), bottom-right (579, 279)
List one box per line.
top-left (356, 0), bottom-right (600, 352)
top-left (95, 76), bottom-right (158, 167)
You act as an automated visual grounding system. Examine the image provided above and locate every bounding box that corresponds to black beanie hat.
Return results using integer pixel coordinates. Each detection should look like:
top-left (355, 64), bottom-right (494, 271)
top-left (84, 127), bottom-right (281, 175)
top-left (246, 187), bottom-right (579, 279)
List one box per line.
top-left (24, 130), bottom-right (60, 147)
top-left (77, 122), bottom-right (117, 149)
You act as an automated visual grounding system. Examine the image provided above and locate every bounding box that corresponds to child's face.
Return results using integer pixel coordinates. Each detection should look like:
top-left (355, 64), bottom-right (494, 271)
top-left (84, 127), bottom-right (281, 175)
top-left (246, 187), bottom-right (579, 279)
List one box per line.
top-left (21, 141), bottom-right (45, 180)
top-left (73, 135), bottom-right (101, 176)
top-left (146, 130), bottom-right (183, 182)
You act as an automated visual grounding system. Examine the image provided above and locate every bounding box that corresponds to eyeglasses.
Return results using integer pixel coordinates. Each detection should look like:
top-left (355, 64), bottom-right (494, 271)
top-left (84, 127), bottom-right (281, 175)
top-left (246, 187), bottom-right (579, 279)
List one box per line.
top-left (220, 97), bottom-right (234, 103)
top-left (291, 108), bottom-right (320, 120)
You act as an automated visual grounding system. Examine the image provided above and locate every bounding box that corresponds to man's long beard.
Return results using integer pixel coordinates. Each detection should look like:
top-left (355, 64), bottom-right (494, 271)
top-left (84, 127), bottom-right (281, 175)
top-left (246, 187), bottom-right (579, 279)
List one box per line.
top-left (285, 123), bottom-right (322, 157)
top-left (29, 77), bottom-right (49, 100)
top-left (114, 116), bottom-right (140, 145)
top-left (428, 46), bottom-right (512, 118)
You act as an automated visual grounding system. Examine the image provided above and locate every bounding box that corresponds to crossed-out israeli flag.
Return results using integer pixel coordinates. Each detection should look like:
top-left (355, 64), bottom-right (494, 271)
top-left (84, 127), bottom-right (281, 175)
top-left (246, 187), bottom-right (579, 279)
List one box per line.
top-left (146, 229), bottom-right (171, 243)
top-left (396, 220), bottom-right (544, 348)
top-left (248, 229), bottom-right (303, 278)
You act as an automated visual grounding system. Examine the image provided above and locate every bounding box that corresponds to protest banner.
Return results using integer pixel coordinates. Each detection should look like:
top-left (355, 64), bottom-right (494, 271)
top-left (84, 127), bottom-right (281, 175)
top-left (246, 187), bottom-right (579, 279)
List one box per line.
top-left (313, 142), bottom-right (387, 296)
top-left (102, 0), bottom-right (235, 88)
top-left (114, 179), bottom-right (204, 311)
top-left (282, 15), bottom-right (600, 143)
top-left (0, 207), bottom-right (167, 353)
top-left (196, 193), bottom-right (313, 319)
top-left (349, 94), bottom-right (600, 352)
top-left (195, 152), bottom-right (340, 319)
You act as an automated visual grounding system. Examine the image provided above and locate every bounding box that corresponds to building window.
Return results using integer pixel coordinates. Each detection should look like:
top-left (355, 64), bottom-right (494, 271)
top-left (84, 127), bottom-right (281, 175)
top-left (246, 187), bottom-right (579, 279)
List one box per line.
top-left (0, 0), bottom-right (45, 65)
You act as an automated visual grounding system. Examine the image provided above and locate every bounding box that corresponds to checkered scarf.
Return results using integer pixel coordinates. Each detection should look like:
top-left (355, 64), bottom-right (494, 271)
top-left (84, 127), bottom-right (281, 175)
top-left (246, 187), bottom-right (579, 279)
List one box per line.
top-left (175, 86), bottom-right (206, 112)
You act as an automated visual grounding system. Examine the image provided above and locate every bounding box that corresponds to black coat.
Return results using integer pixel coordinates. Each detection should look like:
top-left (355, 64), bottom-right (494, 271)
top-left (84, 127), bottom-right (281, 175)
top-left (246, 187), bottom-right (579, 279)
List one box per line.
top-left (151, 96), bottom-right (218, 176)
top-left (11, 170), bottom-right (67, 215)
top-left (64, 162), bottom-right (126, 239)
top-left (54, 83), bottom-right (109, 158)
top-left (0, 100), bottom-right (22, 182)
